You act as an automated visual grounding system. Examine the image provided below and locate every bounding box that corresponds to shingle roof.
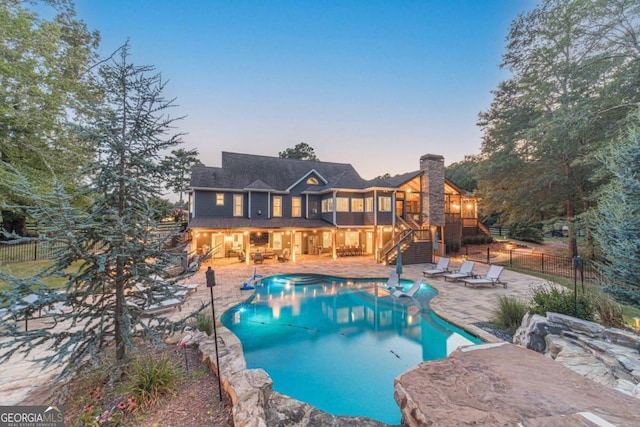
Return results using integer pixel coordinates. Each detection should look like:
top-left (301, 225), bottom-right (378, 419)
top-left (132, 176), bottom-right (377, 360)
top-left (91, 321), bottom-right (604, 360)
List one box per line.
top-left (189, 152), bottom-right (397, 191)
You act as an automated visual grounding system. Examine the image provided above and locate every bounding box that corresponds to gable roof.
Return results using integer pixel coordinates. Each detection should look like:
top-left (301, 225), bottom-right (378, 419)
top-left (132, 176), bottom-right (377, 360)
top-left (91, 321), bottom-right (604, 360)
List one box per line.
top-left (190, 152), bottom-right (396, 192)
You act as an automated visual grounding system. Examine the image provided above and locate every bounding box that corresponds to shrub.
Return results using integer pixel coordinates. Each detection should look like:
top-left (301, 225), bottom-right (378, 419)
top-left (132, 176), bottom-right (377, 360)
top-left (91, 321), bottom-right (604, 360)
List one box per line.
top-left (445, 239), bottom-right (460, 253)
top-left (461, 235), bottom-right (493, 245)
top-left (507, 222), bottom-right (544, 243)
top-left (188, 312), bottom-right (213, 336)
top-left (492, 295), bottom-right (529, 334)
top-left (126, 356), bottom-right (180, 409)
top-left (593, 293), bottom-right (625, 328)
top-left (529, 283), bottom-right (594, 321)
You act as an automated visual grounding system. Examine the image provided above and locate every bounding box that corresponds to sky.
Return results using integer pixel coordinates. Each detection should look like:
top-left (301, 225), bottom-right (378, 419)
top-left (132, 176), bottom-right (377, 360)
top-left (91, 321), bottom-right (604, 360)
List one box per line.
top-left (72, 0), bottom-right (538, 180)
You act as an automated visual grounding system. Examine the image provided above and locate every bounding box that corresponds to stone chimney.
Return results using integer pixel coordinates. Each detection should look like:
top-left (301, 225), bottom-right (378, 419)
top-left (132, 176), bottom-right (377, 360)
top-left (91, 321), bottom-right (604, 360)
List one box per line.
top-left (420, 154), bottom-right (445, 227)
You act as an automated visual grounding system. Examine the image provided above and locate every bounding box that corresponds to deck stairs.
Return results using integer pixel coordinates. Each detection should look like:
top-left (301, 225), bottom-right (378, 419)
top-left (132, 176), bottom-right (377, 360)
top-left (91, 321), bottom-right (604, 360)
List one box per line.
top-left (379, 217), bottom-right (432, 265)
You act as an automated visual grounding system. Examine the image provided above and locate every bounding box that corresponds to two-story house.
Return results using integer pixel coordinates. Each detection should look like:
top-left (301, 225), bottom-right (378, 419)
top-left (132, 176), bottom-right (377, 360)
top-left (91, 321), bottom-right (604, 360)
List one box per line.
top-left (187, 152), bottom-right (486, 264)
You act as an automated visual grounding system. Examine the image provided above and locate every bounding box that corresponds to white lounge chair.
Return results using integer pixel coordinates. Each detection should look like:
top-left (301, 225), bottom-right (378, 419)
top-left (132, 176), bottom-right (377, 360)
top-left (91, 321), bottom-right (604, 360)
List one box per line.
top-left (423, 257), bottom-right (450, 277)
top-left (443, 261), bottom-right (475, 282)
top-left (462, 265), bottom-right (507, 288)
top-left (392, 280), bottom-right (424, 298)
top-left (127, 296), bottom-right (184, 313)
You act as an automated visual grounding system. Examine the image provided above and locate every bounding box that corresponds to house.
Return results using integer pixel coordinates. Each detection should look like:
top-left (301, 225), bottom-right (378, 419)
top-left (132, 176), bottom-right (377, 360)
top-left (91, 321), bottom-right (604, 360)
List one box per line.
top-left (187, 152), bottom-right (486, 264)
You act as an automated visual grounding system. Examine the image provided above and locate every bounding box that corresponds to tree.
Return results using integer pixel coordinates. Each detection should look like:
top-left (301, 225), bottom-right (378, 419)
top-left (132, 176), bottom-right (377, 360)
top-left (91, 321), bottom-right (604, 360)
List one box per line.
top-left (591, 108), bottom-right (640, 306)
top-left (445, 156), bottom-right (479, 192)
top-left (0, 0), bottom-right (100, 236)
top-left (477, 0), bottom-right (640, 258)
top-left (161, 148), bottom-right (203, 205)
top-left (279, 142), bottom-right (319, 160)
top-left (0, 44), bottom-right (203, 375)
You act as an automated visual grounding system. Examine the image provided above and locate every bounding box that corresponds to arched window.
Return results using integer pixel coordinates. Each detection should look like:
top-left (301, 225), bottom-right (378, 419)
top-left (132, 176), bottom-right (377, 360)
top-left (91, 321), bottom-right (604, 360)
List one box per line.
top-left (307, 177), bottom-right (318, 184)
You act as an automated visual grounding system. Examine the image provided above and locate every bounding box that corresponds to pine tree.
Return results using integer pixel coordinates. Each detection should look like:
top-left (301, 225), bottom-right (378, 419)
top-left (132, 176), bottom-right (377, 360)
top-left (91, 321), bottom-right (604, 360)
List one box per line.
top-left (0, 43), bottom-right (204, 375)
top-left (592, 108), bottom-right (640, 306)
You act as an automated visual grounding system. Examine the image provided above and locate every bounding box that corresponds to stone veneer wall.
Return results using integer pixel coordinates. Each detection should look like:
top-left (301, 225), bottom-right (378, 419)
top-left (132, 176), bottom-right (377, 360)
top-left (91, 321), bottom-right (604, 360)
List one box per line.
top-left (419, 154), bottom-right (444, 227)
top-left (514, 311), bottom-right (640, 398)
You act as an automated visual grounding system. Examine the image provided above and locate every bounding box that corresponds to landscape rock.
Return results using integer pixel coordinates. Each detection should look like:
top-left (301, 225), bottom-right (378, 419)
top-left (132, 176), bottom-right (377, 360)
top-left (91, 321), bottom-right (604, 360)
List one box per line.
top-left (514, 311), bottom-right (640, 399)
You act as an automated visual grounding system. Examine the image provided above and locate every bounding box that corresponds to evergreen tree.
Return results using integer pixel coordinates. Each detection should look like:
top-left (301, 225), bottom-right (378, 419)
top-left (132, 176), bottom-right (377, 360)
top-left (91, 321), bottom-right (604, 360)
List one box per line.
top-left (161, 148), bottom-right (203, 206)
top-left (592, 108), bottom-right (640, 306)
top-left (0, 43), bottom-right (204, 375)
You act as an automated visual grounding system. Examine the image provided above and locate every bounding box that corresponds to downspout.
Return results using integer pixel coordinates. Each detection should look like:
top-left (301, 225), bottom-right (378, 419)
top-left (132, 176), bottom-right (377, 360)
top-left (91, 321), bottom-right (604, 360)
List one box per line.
top-left (248, 191), bottom-right (251, 219)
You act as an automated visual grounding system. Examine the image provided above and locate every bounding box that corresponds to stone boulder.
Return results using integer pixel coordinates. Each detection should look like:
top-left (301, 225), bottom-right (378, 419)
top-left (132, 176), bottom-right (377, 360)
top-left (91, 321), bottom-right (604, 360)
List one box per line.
top-left (514, 311), bottom-right (640, 399)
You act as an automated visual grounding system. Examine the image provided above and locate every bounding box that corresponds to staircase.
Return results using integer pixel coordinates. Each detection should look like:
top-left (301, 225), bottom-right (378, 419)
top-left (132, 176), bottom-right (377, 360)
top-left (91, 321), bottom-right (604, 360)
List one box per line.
top-left (378, 217), bottom-right (433, 265)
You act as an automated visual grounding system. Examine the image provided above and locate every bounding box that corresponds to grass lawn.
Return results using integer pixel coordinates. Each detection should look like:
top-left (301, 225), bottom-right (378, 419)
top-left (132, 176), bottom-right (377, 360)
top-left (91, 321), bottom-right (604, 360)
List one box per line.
top-left (0, 260), bottom-right (81, 291)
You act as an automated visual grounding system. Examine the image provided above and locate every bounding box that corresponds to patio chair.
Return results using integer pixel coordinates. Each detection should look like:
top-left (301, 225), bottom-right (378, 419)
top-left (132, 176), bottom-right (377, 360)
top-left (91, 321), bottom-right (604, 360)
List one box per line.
top-left (392, 280), bottom-right (424, 298)
top-left (277, 248), bottom-right (290, 262)
top-left (422, 257), bottom-right (451, 277)
top-left (237, 250), bottom-right (246, 262)
top-left (462, 265), bottom-right (507, 288)
top-left (253, 251), bottom-right (264, 264)
top-left (443, 261), bottom-right (475, 282)
top-left (127, 296), bottom-right (184, 313)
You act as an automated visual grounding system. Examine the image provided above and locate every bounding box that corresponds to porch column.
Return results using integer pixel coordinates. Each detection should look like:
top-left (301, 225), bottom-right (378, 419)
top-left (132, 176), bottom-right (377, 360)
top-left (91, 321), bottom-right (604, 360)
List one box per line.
top-left (332, 229), bottom-right (337, 259)
top-left (290, 231), bottom-right (296, 263)
top-left (244, 232), bottom-right (250, 266)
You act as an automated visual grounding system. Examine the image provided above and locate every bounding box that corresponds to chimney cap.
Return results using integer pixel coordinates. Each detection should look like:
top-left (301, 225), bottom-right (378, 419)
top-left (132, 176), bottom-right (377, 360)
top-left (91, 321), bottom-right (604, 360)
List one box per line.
top-left (420, 154), bottom-right (444, 162)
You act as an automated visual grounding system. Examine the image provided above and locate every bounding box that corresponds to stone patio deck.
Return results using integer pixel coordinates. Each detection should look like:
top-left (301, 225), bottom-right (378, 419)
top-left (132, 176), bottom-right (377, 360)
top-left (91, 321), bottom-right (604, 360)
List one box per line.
top-left (2, 255), bottom-right (637, 426)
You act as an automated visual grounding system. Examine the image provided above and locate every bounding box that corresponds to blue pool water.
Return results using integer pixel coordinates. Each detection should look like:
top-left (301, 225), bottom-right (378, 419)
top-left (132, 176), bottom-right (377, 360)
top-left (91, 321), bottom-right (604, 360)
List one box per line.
top-left (221, 274), bottom-right (482, 425)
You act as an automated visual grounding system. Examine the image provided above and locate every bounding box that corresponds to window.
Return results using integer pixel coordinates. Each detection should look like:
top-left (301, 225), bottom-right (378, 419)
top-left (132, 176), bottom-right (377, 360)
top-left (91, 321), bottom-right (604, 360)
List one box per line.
top-left (351, 198), bottom-right (363, 212)
top-left (273, 196), bottom-right (282, 217)
top-left (378, 196), bottom-right (391, 212)
top-left (233, 194), bottom-right (243, 216)
top-left (216, 193), bottom-right (224, 206)
top-left (292, 197), bottom-right (301, 217)
top-left (307, 177), bottom-right (318, 184)
top-left (327, 198), bottom-right (334, 211)
top-left (321, 199), bottom-right (327, 213)
top-left (336, 197), bottom-right (349, 212)
top-left (365, 197), bottom-right (373, 212)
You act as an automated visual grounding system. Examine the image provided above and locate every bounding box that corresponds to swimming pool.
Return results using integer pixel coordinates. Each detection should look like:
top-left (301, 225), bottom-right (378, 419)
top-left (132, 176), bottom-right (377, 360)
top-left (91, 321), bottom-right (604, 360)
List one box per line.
top-left (221, 274), bottom-right (482, 425)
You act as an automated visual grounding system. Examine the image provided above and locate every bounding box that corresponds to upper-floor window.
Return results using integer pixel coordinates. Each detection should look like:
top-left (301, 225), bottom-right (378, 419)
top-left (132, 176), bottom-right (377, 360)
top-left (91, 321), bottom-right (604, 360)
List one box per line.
top-left (216, 193), bottom-right (224, 206)
top-left (307, 177), bottom-right (318, 184)
top-left (273, 196), bottom-right (282, 217)
top-left (292, 197), bottom-right (302, 217)
top-left (351, 198), bottom-right (363, 212)
top-left (378, 196), bottom-right (391, 212)
top-left (365, 197), bottom-right (373, 212)
top-left (233, 194), bottom-right (243, 216)
top-left (336, 197), bottom-right (349, 212)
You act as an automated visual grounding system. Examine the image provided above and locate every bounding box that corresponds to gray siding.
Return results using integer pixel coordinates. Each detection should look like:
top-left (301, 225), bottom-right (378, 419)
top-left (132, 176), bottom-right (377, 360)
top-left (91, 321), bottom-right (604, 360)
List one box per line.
top-left (251, 192), bottom-right (269, 218)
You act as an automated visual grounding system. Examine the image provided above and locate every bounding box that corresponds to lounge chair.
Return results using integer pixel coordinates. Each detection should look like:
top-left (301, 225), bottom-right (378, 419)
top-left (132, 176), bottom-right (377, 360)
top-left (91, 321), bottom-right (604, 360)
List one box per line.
top-left (422, 257), bottom-right (450, 277)
top-left (386, 270), bottom-right (400, 289)
top-left (443, 261), bottom-right (475, 282)
top-left (392, 280), bottom-right (423, 298)
top-left (462, 265), bottom-right (507, 288)
top-left (277, 248), bottom-right (290, 262)
top-left (127, 296), bottom-right (184, 313)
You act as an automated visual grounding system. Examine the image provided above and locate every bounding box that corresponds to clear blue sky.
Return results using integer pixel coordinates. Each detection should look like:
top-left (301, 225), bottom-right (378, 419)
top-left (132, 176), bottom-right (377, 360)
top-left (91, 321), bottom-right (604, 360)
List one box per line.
top-left (74, 0), bottom-right (537, 179)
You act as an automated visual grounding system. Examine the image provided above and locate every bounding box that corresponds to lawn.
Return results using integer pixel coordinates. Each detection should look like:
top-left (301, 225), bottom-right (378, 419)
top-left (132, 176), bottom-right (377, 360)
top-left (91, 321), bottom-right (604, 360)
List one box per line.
top-left (0, 260), bottom-right (81, 291)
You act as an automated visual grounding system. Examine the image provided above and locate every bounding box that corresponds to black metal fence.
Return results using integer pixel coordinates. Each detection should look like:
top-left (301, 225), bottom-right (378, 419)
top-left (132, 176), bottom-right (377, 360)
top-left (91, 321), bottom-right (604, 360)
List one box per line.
top-left (0, 241), bottom-right (67, 264)
top-left (464, 246), bottom-right (602, 285)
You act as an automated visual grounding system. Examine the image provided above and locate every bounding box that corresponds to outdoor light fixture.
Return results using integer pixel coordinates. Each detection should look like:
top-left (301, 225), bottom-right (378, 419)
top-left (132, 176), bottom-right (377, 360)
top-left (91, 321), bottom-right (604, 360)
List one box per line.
top-left (206, 266), bottom-right (223, 402)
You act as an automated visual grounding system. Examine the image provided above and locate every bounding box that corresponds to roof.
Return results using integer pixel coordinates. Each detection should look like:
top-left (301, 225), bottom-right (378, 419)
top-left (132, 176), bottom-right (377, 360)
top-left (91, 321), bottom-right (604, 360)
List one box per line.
top-left (188, 216), bottom-right (334, 230)
top-left (190, 152), bottom-right (397, 192)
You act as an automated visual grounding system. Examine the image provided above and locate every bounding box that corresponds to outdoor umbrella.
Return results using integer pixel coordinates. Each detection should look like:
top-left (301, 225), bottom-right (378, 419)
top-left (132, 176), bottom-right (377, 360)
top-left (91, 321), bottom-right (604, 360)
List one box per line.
top-left (396, 244), bottom-right (403, 277)
top-left (433, 229), bottom-right (439, 250)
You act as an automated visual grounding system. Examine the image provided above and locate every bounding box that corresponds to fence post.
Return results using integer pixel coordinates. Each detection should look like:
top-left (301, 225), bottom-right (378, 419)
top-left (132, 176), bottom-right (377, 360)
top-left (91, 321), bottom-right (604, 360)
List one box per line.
top-left (33, 241), bottom-right (38, 261)
top-left (486, 246), bottom-right (490, 264)
top-left (541, 253), bottom-right (545, 274)
top-left (509, 249), bottom-right (513, 267)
